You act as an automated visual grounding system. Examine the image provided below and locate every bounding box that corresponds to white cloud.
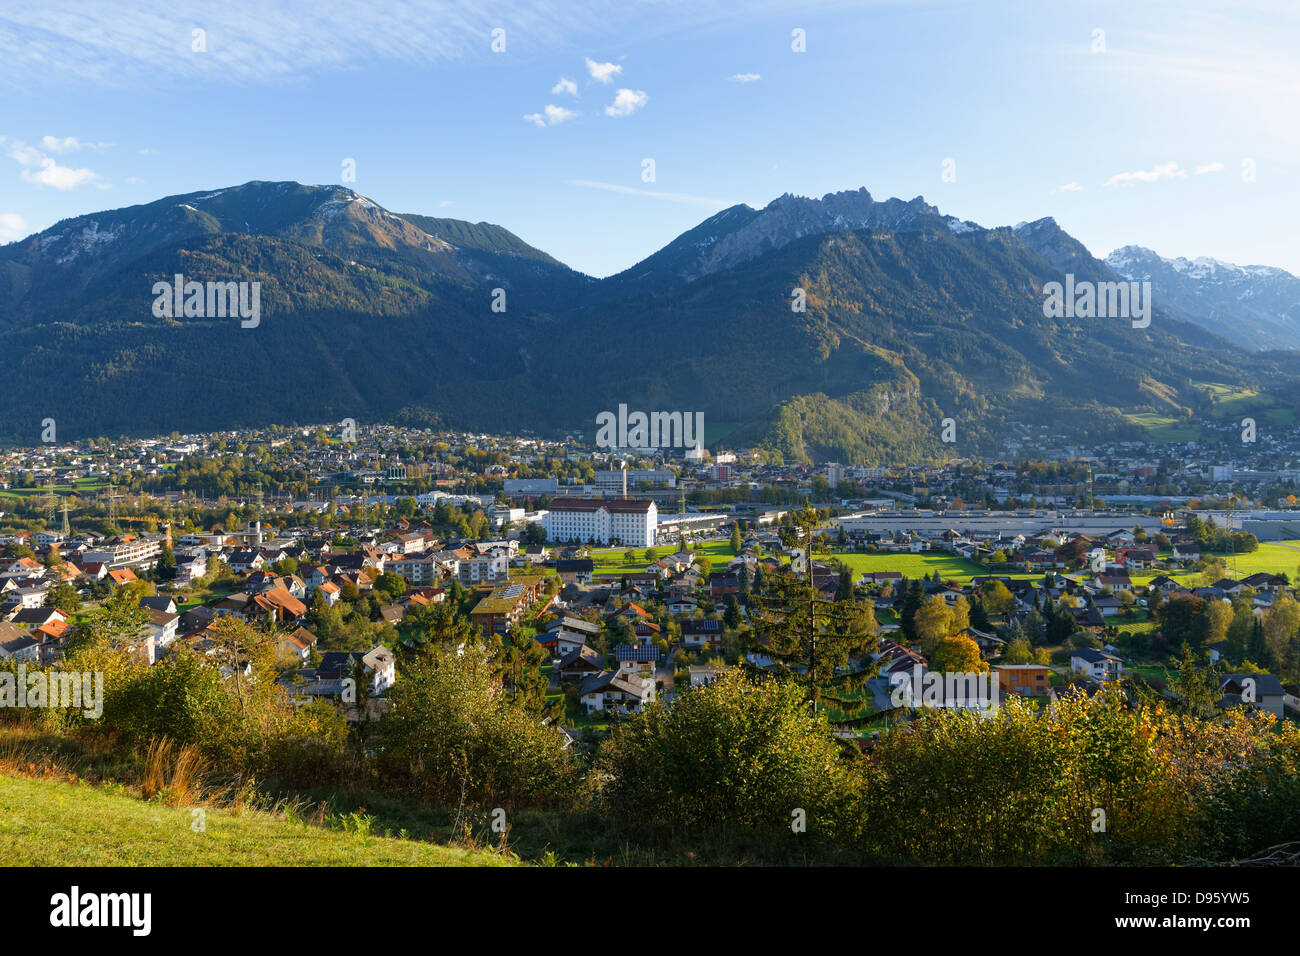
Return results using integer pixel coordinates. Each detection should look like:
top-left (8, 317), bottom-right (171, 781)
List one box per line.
top-left (551, 76), bottom-right (577, 96)
top-left (8, 141), bottom-right (100, 189)
top-left (40, 135), bottom-right (109, 152)
top-left (585, 57), bottom-right (622, 84)
top-left (124, 176), bottom-right (144, 184)
top-left (0, 212), bottom-right (28, 242)
top-left (524, 104), bottom-right (580, 127)
top-left (41, 135), bottom-right (81, 152)
top-left (729, 72), bottom-right (761, 82)
top-left (439, 200), bottom-right (454, 207)
top-left (567, 179), bottom-right (731, 208)
top-left (604, 88), bottom-right (648, 117)
top-left (1195, 161), bottom-right (1225, 175)
top-left (1054, 181), bottom-right (1084, 192)
top-left (1104, 161), bottom-right (1188, 187)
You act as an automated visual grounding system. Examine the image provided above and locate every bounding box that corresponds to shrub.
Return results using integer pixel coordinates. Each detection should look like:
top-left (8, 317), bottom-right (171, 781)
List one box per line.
top-left (848, 690), bottom-right (1279, 865)
top-left (597, 670), bottom-right (851, 841)
top-left (378, 643), bottom-right (579, 809)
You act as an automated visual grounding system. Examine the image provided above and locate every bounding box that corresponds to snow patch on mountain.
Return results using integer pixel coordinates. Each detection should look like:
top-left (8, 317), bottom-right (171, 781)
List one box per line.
top-left (1106, 244), bottom-right (1300, 350)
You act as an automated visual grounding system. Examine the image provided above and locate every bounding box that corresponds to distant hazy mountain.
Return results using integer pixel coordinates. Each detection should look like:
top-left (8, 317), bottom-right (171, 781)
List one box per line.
top-left (1105, 245), bottom-right (1300, 351)
top-left (1, 180), bottom-right (1296, 460)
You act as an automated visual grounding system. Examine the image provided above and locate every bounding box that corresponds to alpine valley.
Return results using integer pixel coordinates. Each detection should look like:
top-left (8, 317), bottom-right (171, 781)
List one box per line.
top-left (2, 180), bottom-right (1297, 462)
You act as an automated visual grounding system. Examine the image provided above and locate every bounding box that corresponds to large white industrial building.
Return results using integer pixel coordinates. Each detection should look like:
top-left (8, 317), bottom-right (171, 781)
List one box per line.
top-left (542, 497), bottom-right (657, 546)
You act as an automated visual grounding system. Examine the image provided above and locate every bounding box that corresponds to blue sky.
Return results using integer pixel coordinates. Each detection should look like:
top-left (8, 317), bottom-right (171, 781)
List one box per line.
top-left (2, 0), bottom-right (1298, 276)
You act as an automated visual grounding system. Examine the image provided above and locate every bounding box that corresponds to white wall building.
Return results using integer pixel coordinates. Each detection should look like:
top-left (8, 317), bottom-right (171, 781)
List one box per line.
top-left (543, 498), bottom-right (657, 546)
top-left (458, 553), bottom-right (509, 585)
top-left (594, 469), bottom-right (676, 494)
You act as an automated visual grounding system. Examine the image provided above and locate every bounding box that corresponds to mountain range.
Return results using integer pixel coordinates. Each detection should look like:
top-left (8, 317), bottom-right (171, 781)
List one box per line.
top-left (1105, 245), bottom-right (1300, 351)
top-left (1, 180), bottom-right (1296, 462)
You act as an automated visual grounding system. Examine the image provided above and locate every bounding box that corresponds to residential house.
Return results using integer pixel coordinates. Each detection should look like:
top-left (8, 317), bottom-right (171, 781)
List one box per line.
top-left (276, 626), bottom-right (319, 665)
top-left (557, 644), bottom-right (604, 682)
top-left (578, 666), bottom-right (656, 715)
top-left (680, 617), bottom-right (723, 652)
top-left (666, 596), bottom-right (699, 616)
top-left (555, 558), bottom-right (595, 586)
top-left (0, 624), bottom-right (41, 662)
top-left (142, 607), bottom-right (180, 655)
top-left (1218, 673), bottom-right (1286, 719)
top-left (1070, 647), bottom-right (1123, 681)
top-left (687, 664), bottom-right (727, 687)
top-left (994, 663), bottom-right (1051, 697)
top-left (615, 642), bottom-right (659, 677)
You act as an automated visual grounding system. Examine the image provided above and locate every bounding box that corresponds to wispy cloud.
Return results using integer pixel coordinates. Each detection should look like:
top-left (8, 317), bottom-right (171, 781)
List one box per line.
top-left (729, 72), bottom-right (761, 82)
top-left (524, 104), bottom-right (580, 127)
top-left (604, 88), bottom-right (648, 117)
top-left (585, 56), bottom-right (622, 84)
top-left (1080, 25), bottom-right (1300, 104)
top-left (1054, 182), bottom-right (1084, 193)
top-left (40, 135), bottom-right (110, 152)
top-left (1104, 161), bottom-right (1187, 187)
top-left (551, 76), bottom-right (577, 96)
top-left (567, 179), bottom-right (731, 208)
top-left (0, 2), bottom-right (653, 89)
top-left (6, 139), bottom-right (100, 189)
top-left (1194, 161), bottom-right (1225, 175)
top-left (0, 212), bottom-right (28, 242)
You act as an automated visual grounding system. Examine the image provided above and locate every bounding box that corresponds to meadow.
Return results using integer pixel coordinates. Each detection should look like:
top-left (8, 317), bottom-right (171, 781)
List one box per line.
top-left (0, 773), bottom-right (513, 866)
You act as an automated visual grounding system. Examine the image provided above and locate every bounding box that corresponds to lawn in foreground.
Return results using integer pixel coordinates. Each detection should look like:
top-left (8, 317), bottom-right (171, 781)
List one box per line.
top-left (0, 773), bottom-right (514, 867)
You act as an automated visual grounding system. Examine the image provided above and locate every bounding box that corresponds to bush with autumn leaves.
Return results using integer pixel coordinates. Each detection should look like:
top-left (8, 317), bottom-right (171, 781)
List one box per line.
top-left (596, 671), bottom-right (1300, 864)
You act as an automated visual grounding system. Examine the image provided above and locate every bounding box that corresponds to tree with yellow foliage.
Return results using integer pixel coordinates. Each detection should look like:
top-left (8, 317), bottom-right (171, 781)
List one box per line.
top-left (929, 634), bottom-right (988, 673)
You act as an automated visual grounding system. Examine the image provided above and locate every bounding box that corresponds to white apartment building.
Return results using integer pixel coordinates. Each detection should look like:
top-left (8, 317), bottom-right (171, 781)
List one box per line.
top-left (489, 504), bottom-right (525, 529)
top-left (543, 498), bottom-right (657, 547)
top-left (81, 536), bottom-right (164, 569)
top-left (387, 554), bottom-right (456, 586)
top-left (458, 553), bottom-right (509, 585)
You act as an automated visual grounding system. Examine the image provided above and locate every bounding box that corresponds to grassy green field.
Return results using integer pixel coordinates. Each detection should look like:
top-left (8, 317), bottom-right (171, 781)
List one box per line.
top-left (816, 551), bottom-right (1007, 584)
top-left (0, 773), bottom-right (514, 866)
top-left (1202, 383), bottom-right (1297, 426)
top-left (589, 541), bottom-right (735, 577)
top-left (587, 537), bottom-right (1300, 588)
top-left (0, 478), bottom-right (106, 500)
top-left (1112, 609), bottom-right (1158, 635)
top-left (1123, 412), bottom-right (1203, 443)
top-left (1220, 541), bottom-right (1300, 577)
top-left (826, 541), bottom-right (1300, 588)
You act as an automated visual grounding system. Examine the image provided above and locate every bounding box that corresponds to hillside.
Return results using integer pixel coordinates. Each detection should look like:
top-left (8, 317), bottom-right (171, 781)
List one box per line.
top-left (1, 180), bottom-right (1297, 459)
top-left (0, 772), bottom-right (514, 866)
top-left (537, 220), bottom-right (1282, 461)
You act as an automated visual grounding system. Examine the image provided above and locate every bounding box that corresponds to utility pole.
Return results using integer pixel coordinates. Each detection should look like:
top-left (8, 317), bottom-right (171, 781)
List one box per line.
top-left (1228, 496), bottom-right (1238, 577)
top-left (43, 478), bottom-right (57, 526)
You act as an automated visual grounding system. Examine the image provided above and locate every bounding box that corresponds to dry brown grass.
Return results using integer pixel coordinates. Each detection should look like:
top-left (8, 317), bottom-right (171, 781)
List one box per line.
top-left (139, 737), bottom-right (208, 805)
top-left (0, 724), bottom-right (77, 781)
